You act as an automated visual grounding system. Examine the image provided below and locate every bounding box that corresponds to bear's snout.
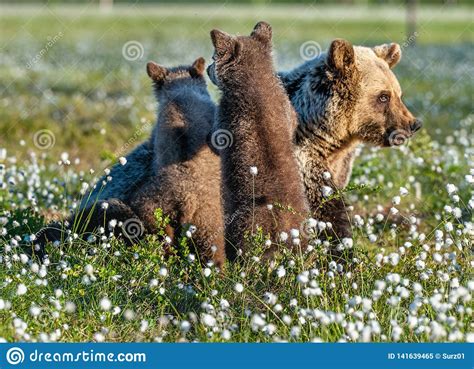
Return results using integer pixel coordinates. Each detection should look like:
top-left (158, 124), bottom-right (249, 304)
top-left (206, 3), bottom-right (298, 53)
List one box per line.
top-left (410, 119), bottom-right (423, 133)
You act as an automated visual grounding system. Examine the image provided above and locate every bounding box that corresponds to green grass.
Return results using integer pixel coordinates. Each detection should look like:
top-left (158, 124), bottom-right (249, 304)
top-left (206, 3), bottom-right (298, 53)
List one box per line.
top-left (0, 4), bottom-right (472, 342)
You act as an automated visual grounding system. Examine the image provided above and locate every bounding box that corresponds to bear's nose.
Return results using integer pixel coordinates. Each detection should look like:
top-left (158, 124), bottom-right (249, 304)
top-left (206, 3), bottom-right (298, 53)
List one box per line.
top-left (410, 119), bottom-right (422, 133)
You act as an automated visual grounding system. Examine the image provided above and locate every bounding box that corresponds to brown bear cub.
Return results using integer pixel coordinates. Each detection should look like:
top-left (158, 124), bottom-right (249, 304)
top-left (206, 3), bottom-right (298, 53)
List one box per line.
top-left (129, 58), bottom-right (225, 267)
top-left (208, 22), bottom-right (309, 260)
top-left (37, 58), bottom-right (225, 268)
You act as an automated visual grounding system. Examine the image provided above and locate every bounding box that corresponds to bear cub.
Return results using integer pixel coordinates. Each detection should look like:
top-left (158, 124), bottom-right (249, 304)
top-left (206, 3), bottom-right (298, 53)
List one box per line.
top-left (129, 57), bottom-right (225, 267)
top-left (208, 22), bottom-right (309, 260)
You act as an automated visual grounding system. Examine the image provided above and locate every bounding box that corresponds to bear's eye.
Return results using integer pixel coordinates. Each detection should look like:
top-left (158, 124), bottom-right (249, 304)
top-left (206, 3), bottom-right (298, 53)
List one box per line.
top-left (378, 93), bottom-right (390, 103)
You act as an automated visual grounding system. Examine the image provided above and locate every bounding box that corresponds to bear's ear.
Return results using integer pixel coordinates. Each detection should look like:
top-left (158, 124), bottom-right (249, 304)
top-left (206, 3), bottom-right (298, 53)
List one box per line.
top-left (190, 57), bottom-right (206, 78)
top-left (146, 61), bottom-right (167, 82)
top-left (210, 29), bottom-right (236, 56)
top-left (327, 39), bottom-right (355, 74)
top-left (251, 21), bottom-right (272, 45)
top-left (373, 43), bottom-right (401, 69)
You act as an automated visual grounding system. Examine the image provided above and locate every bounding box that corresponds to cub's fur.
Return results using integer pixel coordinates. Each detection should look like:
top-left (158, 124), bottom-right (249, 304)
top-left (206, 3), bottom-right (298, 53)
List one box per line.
top-left (208, 22), bottom-right (309, 260)
top-left (129, 58), bottom-right (225, 267)
top-left (36, 59), bottom-right (225, 267)
top-left (280, 39), bottom-right (421, 250)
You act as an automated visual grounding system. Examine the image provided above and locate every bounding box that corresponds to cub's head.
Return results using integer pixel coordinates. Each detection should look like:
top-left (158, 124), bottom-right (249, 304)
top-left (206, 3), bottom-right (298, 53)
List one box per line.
top-left (207, 21), bottom-right (273, 87)
top-left (146, 57), bottom-right (207, 96)
top-left (324, 39), bottom-right (421, 147)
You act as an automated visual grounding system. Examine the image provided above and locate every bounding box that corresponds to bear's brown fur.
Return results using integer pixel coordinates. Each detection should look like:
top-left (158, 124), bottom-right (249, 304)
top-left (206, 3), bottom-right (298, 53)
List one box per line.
top-left (208, 22), bottom-right (309, 260)
top-left (280, 39), bottom-right (421, 255)
top-left (129, 58), bottom-right (225, 267)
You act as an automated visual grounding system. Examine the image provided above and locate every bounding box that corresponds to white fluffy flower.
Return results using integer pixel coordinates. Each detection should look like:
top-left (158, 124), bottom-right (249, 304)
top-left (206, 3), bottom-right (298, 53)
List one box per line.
top-left (16, 284), bottom-right (27, 296)
top-left (276, 266), bottom-right (286, 278)
top-left (279, 232), bottom-right (288, 242)
top-left (99, 297), bottom-right (112, 311)
top-left (323, 171), bottom-right (332, 180)
top-left (322, 186), bottom-right (333, 197)
top-left (202, 314), bottom-right (216, 327)
top-left (446, 183), bottom-right (457, 194)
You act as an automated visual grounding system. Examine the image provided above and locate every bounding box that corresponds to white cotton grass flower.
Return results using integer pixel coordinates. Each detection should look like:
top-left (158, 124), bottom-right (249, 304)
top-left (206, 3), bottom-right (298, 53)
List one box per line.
top-left (251, 314), bottom-right (266, 331)
top-left (29, 305), bottom-right (41, 317)
top-left (140, 320), bottom-right (149, 332)
top-left (249, 166), bottom-right (258, 176)
top-left (149, 279), bottom-right (158, 289)
top-left (124, 309), bottom-right (135, 321)
top-left (323, 171), bottom-right (332, 180)
top-left (201, 314), bottom-right (216, 327)
top-left (290, 229), bottom-right (300, 239)
top-left (99, 297), bottom-right (112, 311)
top-left (342, 238), bottom-right (353, 249)
top-left (392, 196), bottom-right (401, 205)
top-left (159, 267), bottom-right (168, 278)
top-left (415, 260), bottom-right (426, 271)
top-left (297, 271), bottom-right (309, 285)
top-left (180, 320), bottom-right (191, 333)
top-left (0, 148), bottom-right (6, 161)
top-left (446, 183), bottom-right (457, 195)
top-left (221, 329), bottom-right (232, 340)
top-left (279, 232), bottom-right (288, 242)
top-left (16, 283), bottom-right (27, 296)
top-left (84, 264), bottom-right (94, 276)
top-left (65, 302), bottom-right (76, 313)
top-left (263, 292), bottom-right (278, 306)
top-left (94, 332), bottom-right (105, 342)
top-left (322, 186), bottom-right (333, 197)
top-left (234, 283), bottom-right (244, 293)
top-left (276, 265), bottom-right (286, 278)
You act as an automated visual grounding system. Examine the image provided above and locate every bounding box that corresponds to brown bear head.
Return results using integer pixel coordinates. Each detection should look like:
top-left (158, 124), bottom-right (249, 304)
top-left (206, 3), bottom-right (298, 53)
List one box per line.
top-left (325, 39), bottom-right (422, 147)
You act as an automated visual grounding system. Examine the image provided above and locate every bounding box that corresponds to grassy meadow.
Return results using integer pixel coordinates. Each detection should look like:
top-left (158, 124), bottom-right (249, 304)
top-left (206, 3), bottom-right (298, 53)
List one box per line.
top-left (0, 3), bottom-right (473, 342)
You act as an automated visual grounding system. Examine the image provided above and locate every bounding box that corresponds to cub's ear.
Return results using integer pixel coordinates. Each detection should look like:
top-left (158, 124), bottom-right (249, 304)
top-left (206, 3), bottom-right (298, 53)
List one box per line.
top-left (146, 61), bottom-right (167, 82)
top-left (251, 21), bottom-right (272, 45)
top-left (210, 29), bottom-right (235, 56)
top-left (327, 39), bottom-right (355, 74)
top-left (190, 57), bottom-right (206, 78)
top-left (373, 43), bottom-right (401, 69)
